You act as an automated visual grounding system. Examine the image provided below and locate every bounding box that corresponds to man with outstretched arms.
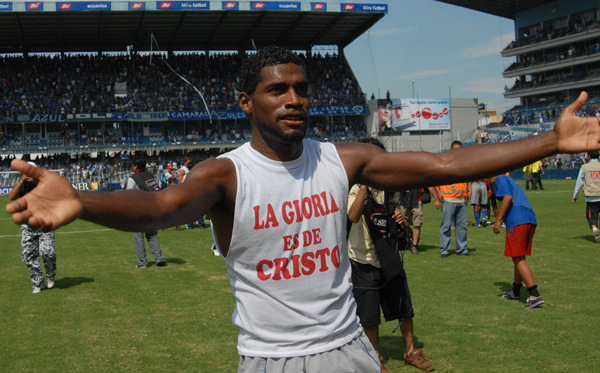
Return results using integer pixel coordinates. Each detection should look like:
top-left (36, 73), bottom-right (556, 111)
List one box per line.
top-left (7, 46), bottom-right (600, 373)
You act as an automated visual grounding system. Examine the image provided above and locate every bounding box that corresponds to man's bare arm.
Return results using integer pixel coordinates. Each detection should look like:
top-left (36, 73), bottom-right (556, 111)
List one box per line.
top-left (6, 158), bottom-right (234, 232)
top-left (338, 92), bottom-right (600, 191)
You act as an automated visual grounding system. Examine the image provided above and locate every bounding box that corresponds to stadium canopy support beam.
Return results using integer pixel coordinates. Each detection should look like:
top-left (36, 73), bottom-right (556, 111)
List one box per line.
top-left (98, 12), bottom-right (105, 54)
top-left (206, 12), bottom-right (230, 51)
top-left (340, 14), bottom-right (384, 50)
top-left (239, 11), bottom-right (268, 52)
top-left (169, 11), bottom-right (188, 51)
top-left (13, 13), bottom-right (25, 54)
top-left (308, 13), bottom-right (347, 47)
top-left (275, 12), bottom-right (309, 46)
top-left (133, 12), bottom-right (147, 51)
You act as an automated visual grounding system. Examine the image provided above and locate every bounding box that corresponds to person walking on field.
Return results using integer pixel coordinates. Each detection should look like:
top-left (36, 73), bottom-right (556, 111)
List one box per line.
top-left (573, 151), bottom-right (600, 243)
top-left (7, 47), bottom-right (600, 372)
top-left (529, 160), bottom-right (545, 190)
top-left (492, 174), bottom-right (544, 308)
top-left (8, 162), bottom-right (57, 294)
top-left (127, 159), bottom-right (167, 269)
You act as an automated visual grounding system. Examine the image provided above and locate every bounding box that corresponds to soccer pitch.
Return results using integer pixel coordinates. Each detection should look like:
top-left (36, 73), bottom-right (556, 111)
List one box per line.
top-left (1, 180), bottom-right (599, 372)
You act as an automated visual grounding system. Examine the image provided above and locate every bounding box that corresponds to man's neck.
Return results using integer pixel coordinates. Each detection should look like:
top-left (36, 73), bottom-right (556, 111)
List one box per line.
top-left (250, 135), bottom-right (304, 162)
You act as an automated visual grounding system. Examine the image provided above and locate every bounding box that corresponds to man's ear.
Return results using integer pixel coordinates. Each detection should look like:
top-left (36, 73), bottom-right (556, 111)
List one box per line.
top-left (239, 92), bottom-right (253, 115)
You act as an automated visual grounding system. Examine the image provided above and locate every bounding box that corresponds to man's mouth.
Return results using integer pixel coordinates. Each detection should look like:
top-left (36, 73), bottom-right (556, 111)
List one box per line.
top-left (279, 114), bottom-right (306, 125)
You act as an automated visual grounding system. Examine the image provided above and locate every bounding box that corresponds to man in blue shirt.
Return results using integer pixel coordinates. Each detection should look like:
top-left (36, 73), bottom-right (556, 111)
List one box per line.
top-left (573, 151), bottom-right (600, 243)
top-left (492, 174), bottom-right (544, 308)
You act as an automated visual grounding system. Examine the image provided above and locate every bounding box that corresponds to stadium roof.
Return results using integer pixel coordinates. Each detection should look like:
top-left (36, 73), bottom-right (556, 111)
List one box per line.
top-left (0, 1), bottom-right (387, 54)
top-left (436, 0), bottom-right (557, 20)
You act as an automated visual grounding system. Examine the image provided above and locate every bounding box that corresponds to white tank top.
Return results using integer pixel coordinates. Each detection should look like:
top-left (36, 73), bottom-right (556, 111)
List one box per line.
top-left (216, 140), bottom-right (361, 358)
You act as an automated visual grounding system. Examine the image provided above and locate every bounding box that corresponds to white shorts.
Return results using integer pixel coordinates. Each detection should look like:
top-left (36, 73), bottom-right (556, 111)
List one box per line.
top-left (237, 331), bottom-right (381, 373)
top-left (470, 181), bottom-right (488, 206)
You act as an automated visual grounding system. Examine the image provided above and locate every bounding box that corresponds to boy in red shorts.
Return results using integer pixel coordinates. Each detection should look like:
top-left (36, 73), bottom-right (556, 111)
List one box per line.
top-left (492, 174), bottom-right (544, 308)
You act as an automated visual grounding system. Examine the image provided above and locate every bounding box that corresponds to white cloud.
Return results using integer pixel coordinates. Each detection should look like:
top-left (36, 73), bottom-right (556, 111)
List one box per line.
top-left (369, 27), bottom-right (414, 36)
top-left (460, 76), bottom-right (508, 94)
top-left (394, 69), bottom-right (454, 80)
top-left (459, 33), bottom-right (514, 58)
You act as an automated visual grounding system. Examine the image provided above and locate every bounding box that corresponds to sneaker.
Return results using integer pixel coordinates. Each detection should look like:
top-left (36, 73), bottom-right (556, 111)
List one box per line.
top-left (524, 295), bottom-right (545, 308)
top-left (379, 355), bottom-right (390, 373)
top-left (595, 229), bottom-right (600, 243)
top-left (47, 278), bottom-right (55, 289)
top-left (501, 222), bottom-right (506, 228)
top-left (404, 350), bottom-right (435, 372)
top-left (475, 224), bottom-right (482, 228)
top-left (458, 251), bottom-right (475, 256)
top-left (410, 245), bottom-right (419, 255)
top-left (136, 265), bottom-right (148, 269)
top-left (481, 220), bottom-right (487, 227)
top-left (502, 291), bottom-right (521, 300)
top-left (156, 259), bottom-right (167, 267)
top-left (211, 245), bottom-right (221, 257)
top-left (175, 226), bottom-right (185, 231)
top-left (440, 254), bottom-right (448, 259)
top-left (32, 287), bottom-right (42, 294)
top-left (486, 220), bottom-right (492, 225)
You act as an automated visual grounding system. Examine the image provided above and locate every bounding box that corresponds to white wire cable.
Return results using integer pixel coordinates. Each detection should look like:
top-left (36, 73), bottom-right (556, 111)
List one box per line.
top-left (150, 33), bottom-right (212, 124)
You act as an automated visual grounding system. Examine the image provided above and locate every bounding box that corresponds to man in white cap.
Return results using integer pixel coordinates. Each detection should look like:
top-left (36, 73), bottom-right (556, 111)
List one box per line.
top-left (8, 161), bottom-right (57, 293)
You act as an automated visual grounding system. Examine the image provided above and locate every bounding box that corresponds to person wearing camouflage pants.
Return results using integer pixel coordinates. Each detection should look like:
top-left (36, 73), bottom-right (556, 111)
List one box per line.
top-left (21, 224), bottom-right (56, 292)
top-left (9, 162), bottom-right (57, 294)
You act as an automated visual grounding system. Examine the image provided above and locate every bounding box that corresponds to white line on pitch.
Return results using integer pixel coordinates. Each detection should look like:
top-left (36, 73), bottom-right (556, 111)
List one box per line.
top-left (0, 228), bottom-right (114, 238)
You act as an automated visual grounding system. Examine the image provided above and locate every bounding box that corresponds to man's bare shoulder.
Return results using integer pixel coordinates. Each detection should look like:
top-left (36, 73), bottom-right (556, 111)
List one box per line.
top-left (187, 157), bottom-right (236, 184)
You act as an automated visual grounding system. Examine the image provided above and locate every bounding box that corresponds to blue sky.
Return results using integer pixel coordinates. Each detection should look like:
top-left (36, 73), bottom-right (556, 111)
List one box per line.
top-left (343, 0), bottom-right (520, 114)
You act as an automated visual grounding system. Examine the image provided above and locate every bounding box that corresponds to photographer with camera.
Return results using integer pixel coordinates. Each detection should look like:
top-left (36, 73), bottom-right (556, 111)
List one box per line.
top-left (347, 138), bottom-right (434, 373)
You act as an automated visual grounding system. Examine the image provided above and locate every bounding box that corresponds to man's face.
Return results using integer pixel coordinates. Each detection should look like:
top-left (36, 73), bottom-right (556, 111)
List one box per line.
top-left (242, 63), bottom-right (310, 144)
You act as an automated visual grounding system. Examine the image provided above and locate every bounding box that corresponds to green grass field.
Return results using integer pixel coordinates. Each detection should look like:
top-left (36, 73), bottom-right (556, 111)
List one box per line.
top-left (1, 180), bottom-right (599, 372)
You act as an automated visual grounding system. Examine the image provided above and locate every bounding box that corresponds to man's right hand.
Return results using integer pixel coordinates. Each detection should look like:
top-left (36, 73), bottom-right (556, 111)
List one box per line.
top-left (6, 159), bottom-right (83, 232)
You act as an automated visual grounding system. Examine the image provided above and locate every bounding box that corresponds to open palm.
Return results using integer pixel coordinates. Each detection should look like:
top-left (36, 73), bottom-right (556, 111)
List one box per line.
top-left (6, 160), bottom-right (83, 231)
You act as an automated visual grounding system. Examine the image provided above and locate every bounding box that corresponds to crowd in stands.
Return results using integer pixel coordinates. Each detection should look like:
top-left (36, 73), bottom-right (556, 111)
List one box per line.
top-left (500, 102), bottom-right (600, 126)
top-left (0, 150), bottom-right (214, 188)
top-left (506, 13), bottom-right (596, 50)
top-left (0, 52), bottom-right (366, 116)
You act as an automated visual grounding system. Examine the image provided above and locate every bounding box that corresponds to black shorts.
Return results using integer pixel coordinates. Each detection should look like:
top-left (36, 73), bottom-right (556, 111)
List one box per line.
top-left (586, 201), bottom-right (600, 228)
top-left (350, 260), bottom-right (414, 327)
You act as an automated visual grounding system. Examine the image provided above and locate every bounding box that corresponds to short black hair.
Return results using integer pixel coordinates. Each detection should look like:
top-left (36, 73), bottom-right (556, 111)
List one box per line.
top-left (450, 140), bottom-right (463, 149)
top-left (134, 159), bottom-right (146, 171)
top-left (239, 46), bottom-right (306, 96)
top-left (589, 151), bottom-right (599, 159)
top-left (357, 137), bottom-right (386, 151)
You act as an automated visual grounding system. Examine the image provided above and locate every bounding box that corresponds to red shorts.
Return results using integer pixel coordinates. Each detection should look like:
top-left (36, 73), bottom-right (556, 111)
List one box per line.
top-left (505, 223), bottom-right (536, 257)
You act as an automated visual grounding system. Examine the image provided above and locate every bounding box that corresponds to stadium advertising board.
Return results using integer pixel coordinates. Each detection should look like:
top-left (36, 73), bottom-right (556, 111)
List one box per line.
top-left (0, 186), bottom-right (14, 196)
top-left (0, 105), bottom-right (369, 124)
top-left (341, 3), bottom-right (387, 12)
top-left (25, 2), bottom-right (44, 11)
top-left (0, 2), bottom-right (12, 11)
top-left (310, 105), bottom-right (368, 116)
top-left (128, 112), bottom-right (169, 122)
top-left (128, 2), bottom-right (145, 10)
top-left (250, 1), bottom-right (300, 10)
top-left (170, 110), bottom-right (247, 121)
top-left (156, 1), bottom-right (209, 10)
top-left (57, 2), bottom-right (111, 11)
top-left (222, 1), bottom-right (238, 10)
top-left (310, 2), bottom-right (326, 11)
top-left (377, 98), bottom-right (450, 133)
